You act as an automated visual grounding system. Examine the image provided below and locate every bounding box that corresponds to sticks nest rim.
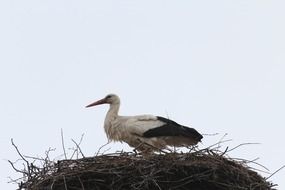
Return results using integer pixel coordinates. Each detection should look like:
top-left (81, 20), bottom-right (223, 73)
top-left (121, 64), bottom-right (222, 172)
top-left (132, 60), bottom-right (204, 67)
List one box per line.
top-left (11, 144), bottom-right (276, 190)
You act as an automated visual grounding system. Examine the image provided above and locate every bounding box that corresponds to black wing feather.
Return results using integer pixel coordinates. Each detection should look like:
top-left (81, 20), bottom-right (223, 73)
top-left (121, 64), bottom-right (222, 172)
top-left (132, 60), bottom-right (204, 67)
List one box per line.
top-left (143, 116), bottom-right (203, 141)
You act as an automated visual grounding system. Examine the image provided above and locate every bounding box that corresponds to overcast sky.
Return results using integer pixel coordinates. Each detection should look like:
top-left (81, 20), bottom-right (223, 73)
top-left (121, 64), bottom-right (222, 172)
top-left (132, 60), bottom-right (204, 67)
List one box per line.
top-left (0, 1), bottom-right (284, 189)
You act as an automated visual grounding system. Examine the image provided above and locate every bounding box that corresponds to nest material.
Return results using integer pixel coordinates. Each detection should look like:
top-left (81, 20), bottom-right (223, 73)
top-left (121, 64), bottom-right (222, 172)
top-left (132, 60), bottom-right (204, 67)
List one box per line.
top-left (19, 149), bottom-right (275, 190)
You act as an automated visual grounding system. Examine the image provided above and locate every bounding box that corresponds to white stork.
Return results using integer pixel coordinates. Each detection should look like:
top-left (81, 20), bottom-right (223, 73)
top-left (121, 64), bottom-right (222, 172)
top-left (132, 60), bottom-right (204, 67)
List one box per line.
top-left (86, 94), bottom-right (203, 153)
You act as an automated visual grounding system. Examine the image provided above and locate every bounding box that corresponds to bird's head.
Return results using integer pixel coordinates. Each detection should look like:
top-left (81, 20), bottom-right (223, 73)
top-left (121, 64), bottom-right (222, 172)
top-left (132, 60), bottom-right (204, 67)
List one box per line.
top-left (86, 94), bottom-right (120, 108)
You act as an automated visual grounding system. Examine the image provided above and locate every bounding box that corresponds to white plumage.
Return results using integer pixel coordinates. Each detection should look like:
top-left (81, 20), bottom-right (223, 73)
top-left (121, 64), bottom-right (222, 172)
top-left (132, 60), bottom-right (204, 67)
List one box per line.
top-left (86, 94), bottom-right (203, 153)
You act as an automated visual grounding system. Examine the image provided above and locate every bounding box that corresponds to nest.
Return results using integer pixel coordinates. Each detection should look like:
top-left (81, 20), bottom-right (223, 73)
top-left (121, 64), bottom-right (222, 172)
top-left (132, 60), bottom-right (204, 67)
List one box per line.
top-left (16, 148), bottom-right (275, 190)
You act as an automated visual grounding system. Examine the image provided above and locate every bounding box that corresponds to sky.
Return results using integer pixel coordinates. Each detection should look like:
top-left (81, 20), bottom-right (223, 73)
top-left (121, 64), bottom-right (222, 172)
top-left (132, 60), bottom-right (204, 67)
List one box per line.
top-left (0, 0), bottom-right (284, 189)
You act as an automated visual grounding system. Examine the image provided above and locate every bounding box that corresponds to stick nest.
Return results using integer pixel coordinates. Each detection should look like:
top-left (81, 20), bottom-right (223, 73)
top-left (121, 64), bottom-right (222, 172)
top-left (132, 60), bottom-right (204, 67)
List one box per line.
top-left (16, 148), bottom-right (275, 190)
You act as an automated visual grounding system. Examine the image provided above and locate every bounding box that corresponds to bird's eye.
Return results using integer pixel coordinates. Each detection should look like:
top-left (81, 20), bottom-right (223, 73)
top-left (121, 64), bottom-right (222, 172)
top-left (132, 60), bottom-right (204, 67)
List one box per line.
top-left (106, 95), bottom-right (112, 99)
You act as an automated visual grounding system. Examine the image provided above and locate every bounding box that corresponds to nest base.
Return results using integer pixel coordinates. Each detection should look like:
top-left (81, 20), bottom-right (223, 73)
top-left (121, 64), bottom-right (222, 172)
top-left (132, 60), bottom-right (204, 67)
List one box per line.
top-left (21, 151), bottom-right (275, 190)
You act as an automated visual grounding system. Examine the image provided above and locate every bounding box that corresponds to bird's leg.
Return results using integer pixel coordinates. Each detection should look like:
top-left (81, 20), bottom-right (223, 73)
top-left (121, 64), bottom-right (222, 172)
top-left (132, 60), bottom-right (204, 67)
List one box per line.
top-left (133, 148), bottom-right (138, 155)
top-left (133, 141), bottom-right (146, 152)
top-left (133, 140), bottom-right (155, 156)
top-left (141, 142), bottom-right (169, 154)
top-left (186, 145), bottom-right (199, 153)
top-left (133, 139), bottom-right (169, 155)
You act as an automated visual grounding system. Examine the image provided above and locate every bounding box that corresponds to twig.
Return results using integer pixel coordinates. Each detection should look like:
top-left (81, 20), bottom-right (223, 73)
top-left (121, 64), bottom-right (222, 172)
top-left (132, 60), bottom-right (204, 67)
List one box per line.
top-left (95, 141), bottom-right (111, 156)
top-left (201, 133), bottom-right (219, 136)
top-left (11, 139), bottom-right (29, 166)
top-left (78, 176), bottom-right (85, 190)
top-left (220, 146), bottom-right (229, 156)
top-left (266, 165), bottom-right (285, 180)
top-left (152, 179), bottom-right (162, 190)
top-left (63, 175), bottom-right (68, 190)
top-left (236, 157), bottom-right (269, 171)
top-left (101, 147), bottom-right (112, 155)
top-left (10, 139), bottom-right (31, 177)
top-left (247, 166), bottom-right (271, 174)
top-left (61, 128), bottom-right (67, 159)
top-left (70, 133), bottom-right (85, 159)
top-left (217, 133), bottom-right (229, 148)
top-left (227, 143), bottom-right (260, 153)
top-left (8, 160), bottom-right (27, 175)
top-left (42, 147), bottom-right (56, 168)
top-left (7, 176), bottom-right (25, 184)
top-left (50, 179), bottom-right (55, 190)
top-left (245, 158), bottom-right (269, 171)
top-left (71, 138), bottom-right (85, 158)
top-left (195, 139), bottom-right (232, 154)
top-left (23, 155), bottom-right (45, 161)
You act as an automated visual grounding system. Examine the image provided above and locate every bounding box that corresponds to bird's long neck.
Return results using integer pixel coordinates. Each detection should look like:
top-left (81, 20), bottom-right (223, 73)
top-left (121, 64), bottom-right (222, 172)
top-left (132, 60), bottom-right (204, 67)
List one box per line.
top-left (106, 102), bottom-right (120, 120)
top-left (104, 102), bottom-right (120, 140)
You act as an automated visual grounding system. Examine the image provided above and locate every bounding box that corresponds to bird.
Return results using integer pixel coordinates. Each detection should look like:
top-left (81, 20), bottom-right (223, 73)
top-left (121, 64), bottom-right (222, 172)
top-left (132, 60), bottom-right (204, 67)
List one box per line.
top-left (86, 94), bottom-right (203, 153)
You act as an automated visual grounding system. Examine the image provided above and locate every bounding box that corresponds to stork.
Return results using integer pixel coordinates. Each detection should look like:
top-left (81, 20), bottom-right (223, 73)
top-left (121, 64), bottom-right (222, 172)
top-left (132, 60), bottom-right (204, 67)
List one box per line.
top-left (86, 94), bottom-right (203, 153)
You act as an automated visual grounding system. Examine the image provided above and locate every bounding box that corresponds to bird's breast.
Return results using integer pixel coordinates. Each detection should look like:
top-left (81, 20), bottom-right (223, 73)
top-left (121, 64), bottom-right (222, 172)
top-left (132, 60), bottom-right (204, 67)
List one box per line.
top-left (104, 118), bottom-right (129, 142)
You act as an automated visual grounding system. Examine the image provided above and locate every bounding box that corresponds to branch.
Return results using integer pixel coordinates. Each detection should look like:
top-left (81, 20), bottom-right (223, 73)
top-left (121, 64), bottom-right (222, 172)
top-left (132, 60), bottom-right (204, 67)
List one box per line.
top-left (10, 139), bottom-right (30, 177)
top-left (70, 133), bottom-right (85, 159)
top-left (71, 138), bottom-right (85, 158)
top-left (61, 129), bottom-right (67, 159)
top-left (227, 143), bottom-right (260, 153)
top-left (95, 141), bottom-right (111, 156)
top-left (8, 160), bottom-right (27, 175)
top-left (266, 165), bottom-right (285, 180)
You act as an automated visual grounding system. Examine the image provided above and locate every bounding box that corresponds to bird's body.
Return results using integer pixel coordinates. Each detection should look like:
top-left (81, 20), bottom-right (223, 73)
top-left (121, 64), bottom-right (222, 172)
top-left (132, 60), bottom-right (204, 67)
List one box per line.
top-left (86, 94), bottom-right (203, 153)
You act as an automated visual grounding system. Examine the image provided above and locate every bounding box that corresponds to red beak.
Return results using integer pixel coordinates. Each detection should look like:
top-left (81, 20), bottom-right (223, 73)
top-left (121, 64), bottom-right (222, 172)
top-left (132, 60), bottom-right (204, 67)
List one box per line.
top-left (86, 98), bottom-right (107, 108)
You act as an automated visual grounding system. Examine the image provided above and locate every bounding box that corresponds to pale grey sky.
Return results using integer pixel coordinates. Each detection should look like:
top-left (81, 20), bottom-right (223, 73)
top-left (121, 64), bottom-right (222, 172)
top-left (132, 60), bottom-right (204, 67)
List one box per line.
top-left (0, 1), bottom-right (284, 189)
